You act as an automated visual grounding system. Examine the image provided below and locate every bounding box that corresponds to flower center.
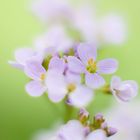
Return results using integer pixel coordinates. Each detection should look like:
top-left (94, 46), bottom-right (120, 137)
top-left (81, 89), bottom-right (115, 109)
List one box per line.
top-left (40, 73), bottom-right (45, 81)
top-left (67, 83), bottom-right (76, 93)
top-left (86, 58), bottom-right (97, 73)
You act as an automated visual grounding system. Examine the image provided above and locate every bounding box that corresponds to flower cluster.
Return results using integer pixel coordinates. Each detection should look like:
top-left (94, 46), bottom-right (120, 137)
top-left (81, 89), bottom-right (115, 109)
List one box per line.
top-left (9, 42), bottom-right (138, 107)
top-left (9, 0), bottom-right (139, 139)
top-left (31, 0), bottom-right (126, 47)
top-left (9, 43), bottom-right (127, 108)
top-left (33, 109), bottom-right (117, 140)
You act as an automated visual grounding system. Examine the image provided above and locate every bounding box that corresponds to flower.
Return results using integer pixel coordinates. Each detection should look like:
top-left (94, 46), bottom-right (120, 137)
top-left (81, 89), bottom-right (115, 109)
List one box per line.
top-left (24, 59), bottom-right (47, 97)
top-left (31, 0), bottom-right (72, 23)
top-left (24, 56), bottom-right (65, 97)
top-left (45, 56), bottom-right (93, 108)
top-left (111, 76), bottom-right (138, 102)
top-left (34, 25), bottom-right (73, 53)
top-left (32, 120), bottom-right (108, 140)
top-left (68, 43), bottom-right (118, 89)
top-left (72, 3), bottom-right (126, 46)
top-left (8, 47), bottom-right (43, 70)
top-left (99, 14), bottom-right (127, 45)
top-left (57, 120), bottom-right (107, 140)
top-left (106, 101), bottom-right (140, 140)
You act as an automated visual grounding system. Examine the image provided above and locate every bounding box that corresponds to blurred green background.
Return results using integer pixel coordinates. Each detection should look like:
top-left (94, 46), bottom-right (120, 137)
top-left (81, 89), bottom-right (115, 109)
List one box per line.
top-left (0, 0), bottom-right (140, 140)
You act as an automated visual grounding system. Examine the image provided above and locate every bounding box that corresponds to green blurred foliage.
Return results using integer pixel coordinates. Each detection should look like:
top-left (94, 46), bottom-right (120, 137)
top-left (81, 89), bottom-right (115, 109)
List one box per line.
top-left (0, 0), bottom-right (140, 140)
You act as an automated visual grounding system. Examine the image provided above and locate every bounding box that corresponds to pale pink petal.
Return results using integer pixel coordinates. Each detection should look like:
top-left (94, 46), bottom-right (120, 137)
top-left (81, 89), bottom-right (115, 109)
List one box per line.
top-left (66, 71), bottom-right (81, 84)
top-left (67, 56), bottom-right (85, 73)
top-left (86, 130), bottom-right (107, 140)
top-left (69, 85), bottom-right (93, 108)
top-left (24, 60), bottom-right (46, 80)
top-left (111, 76), bottom-right (121, 90)
top-left (58, 120), bottom-right (85, 140)
top-left (25, 81), bottom-right (46, 97)
top-left (77, 43), bottom-right (97, 65)
top-left (85, 73), bottom-right (105, 89)
top-left (114, 83), bottom-right (138, 102)
top-left (99, 14), bottom-right (126, 45)
top-left (97, 59), bottom-right (118, 74)
top-left (15, 48), bottom-right (35, 64)
top-left (122, 80), bottom-right (138, 93)
top-left (45, 70), bottom-right (67, 102)
top-left (8, 61), bottom-right (24, 70)
top-left (49, 56), bottom-right (65, 74)
top-left (111, 76), bottom-right (138, 102)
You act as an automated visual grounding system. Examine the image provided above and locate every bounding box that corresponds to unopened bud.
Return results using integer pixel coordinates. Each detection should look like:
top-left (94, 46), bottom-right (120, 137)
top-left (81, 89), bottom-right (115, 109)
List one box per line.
top-left (78, 108), bottom-right (89, 124)
top-left (94, 113), bottom-right (105, 123)
top-left (107, 127), bottom-right (117, 137)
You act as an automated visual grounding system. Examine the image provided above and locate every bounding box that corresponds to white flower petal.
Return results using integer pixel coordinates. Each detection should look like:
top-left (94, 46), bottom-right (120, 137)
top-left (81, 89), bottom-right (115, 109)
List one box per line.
top-left (45, 70), bottom-right (67, 102)
top-left (77, 43), bottom-right (97, 65)
top-left (67, 56), bottom-right (85, 74)
top-left (8, 61), bottom-right (24, 70)
top-left (86, 130), bottom-right (107, 140)
top-left (58, 120), bottom-right (85, 140)
top-left (26, 81), bottom-right (46, 97)
top-left (15, 48), bottom-right (35, 64)
top-left (85, 73), bottom-right (105, 89)
top-left (97, 59), bottom-right (118, 74)
top-left (69, 85), bottom-right (93, 108)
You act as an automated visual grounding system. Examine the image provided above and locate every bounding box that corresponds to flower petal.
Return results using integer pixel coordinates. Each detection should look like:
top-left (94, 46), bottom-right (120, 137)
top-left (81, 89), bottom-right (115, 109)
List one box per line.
top-left (122, 80), bottom-right (138, 93)
top-left (77, 43), bottom-right (97, 65)
top-left (45, 70), bottom-right (67, 103)
top-left (67, 56), bottom-right (85, 73)
top-left (85, 73), bottom-right (105, 89)
top-left (8, 61), bottom-right (24, 70)
top-left (49, 56), bottom-right (65, 74)
top-left (111, 76), bottom-right (138, 102)
top-left (66, 71), bottom-right (81, 84)
top-left (99, 14), bottom-right (126, 45)
top-left (15, 48), bottom-right (35, 64)
top-left (111, 76), bottom-right (121, 90)
top-left (97, 59), bottom-right (118, 74)
top-left (114, 82), bottom-right (138, 102)
top-left (86, 129), bottom-right (107, 140)
top-left (25, 81), bottom-right (46, 96)
top-left (58, 120), bottom-right (85, 140)
top-left (24, 60), bottom-right (46, 80)
top-left (69, 85), bottom-right (93, 108)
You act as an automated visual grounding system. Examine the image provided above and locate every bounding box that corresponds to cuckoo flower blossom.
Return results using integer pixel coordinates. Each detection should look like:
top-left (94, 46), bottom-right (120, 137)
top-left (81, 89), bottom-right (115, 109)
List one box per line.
top-left (31, 0), bottom-right (72, 23)
top-left (9, 47), bottom-right (43, 70)
top-left (34, 25), bottom-right (73, 53)
top-left (24, 59), bottom-right (47, 97)
top-left (57, 120), bottom-right (107, 140)
top-left (111, 76), bottom-right (138, 102)
top-left (68, 43), bottom-right (118, 89)
top-left (45, 56), bottom-right (93, 108)
top-left (24, 56), bottom-right (65, 97)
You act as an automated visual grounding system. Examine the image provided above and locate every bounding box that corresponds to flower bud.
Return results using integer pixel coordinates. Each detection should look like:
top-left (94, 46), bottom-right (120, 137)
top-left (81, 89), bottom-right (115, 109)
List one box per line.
top-left (78, 108), bottom-right (89, 124)
top-left (107, 127), bottom-right (117, 137)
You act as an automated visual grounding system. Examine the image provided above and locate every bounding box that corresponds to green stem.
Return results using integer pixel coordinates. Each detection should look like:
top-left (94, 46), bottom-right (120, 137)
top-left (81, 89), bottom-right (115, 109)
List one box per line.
top-left (64, 103), bottom-right (74, 123)
top-left (43, 94), bottom-right (61, 115)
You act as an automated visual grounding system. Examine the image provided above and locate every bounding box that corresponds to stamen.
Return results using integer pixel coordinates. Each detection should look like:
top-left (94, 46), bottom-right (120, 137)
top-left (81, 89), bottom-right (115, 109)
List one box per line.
top-left (67, 83), bottom-right (76, 93)
top-left (40, 73), bottom-right (45, 80)
top-left (87, 58), bottom-right (97, 73)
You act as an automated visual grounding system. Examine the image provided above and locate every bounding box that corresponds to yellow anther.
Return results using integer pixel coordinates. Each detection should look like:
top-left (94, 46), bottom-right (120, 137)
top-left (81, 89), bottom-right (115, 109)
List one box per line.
top-left (40, 73), bottom-right (45, 81)
top-left (87, 58), bottom-right (97, 73)
top-left (67, 83), bottom-right (76, 93)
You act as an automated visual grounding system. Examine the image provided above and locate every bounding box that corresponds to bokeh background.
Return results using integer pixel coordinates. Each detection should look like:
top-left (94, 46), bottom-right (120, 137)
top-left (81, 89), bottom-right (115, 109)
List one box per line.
top-left (0, 0), bottom-right (140, 140)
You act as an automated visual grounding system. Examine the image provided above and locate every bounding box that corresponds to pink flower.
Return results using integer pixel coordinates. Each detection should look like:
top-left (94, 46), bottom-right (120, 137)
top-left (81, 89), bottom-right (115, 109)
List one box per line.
top-left (45, 57), bottom-right (93, 108)
top-left (58, 120), bottom-right (107, 140)
top-left (111, 76), bottom-right (138, 102)
top-left (68, 43), bottom-right (118, 89)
